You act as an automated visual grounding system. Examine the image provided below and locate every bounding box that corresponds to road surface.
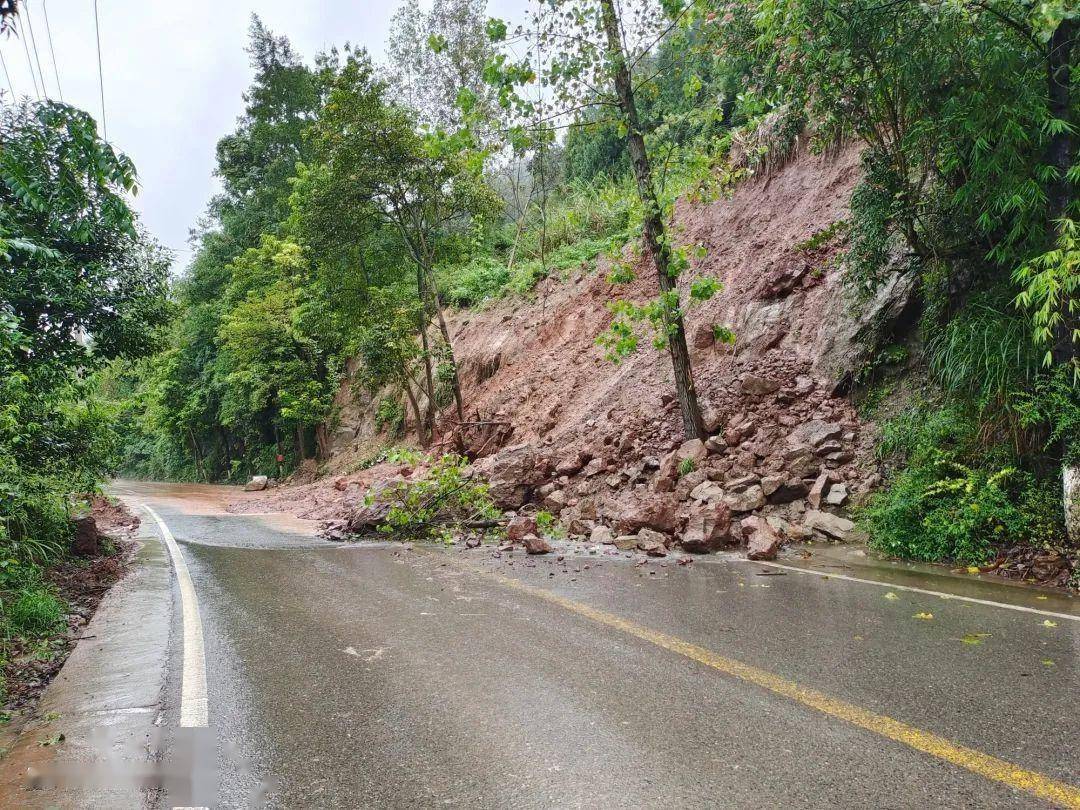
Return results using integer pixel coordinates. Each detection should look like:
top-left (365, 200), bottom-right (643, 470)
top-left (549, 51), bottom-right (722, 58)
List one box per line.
top-left (17, 481), bottom-right (1080, 807)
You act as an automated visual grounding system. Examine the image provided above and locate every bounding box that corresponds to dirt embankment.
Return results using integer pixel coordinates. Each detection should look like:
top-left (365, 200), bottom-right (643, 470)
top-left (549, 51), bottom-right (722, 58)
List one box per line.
top-left (233, 145), bottom-right (913, 557)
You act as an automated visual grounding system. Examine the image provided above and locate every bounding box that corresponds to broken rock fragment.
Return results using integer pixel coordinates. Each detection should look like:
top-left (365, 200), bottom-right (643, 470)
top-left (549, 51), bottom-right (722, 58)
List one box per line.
top-left (521, 534), bottom-right (553, 554)
top-left (680, 502), bottom-right (732, 553)
top-left (802, 509), bottom-right (855, 540)
top-left (742, 516), bottom-right (782, 561)
top-left (724, 485), bottom-right (765, 513)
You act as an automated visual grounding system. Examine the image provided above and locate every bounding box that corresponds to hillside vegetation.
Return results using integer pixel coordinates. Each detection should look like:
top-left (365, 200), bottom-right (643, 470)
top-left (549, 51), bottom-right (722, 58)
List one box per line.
top-left (3, 0), bottom-right (1077, 603)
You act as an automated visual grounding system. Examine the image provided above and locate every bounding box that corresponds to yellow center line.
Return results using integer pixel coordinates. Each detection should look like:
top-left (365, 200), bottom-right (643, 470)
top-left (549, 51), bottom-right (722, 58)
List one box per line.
top-left (441, 557), bottom-right (1080, 808)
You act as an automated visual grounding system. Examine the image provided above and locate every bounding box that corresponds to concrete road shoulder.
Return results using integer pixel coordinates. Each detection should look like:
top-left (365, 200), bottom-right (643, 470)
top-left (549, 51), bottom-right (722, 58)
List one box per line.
top-left (0, 518), bottom-right (173, 809)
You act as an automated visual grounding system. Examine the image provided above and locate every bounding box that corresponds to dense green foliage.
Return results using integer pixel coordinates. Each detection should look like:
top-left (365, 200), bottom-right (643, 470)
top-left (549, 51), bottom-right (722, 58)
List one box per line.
top-left (0, 99), bottom-right (168, 687)
top-left (98, 1), bottom-right (1078, 566)
top-left (703, 0), bottom-right (1079, 562)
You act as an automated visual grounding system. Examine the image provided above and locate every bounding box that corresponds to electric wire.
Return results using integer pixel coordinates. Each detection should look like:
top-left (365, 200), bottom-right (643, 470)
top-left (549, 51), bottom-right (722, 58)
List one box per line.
top-left (93, 0), bottom-right (105, 138)
top-left (19, 14), bottom-right (41, 99)
top-left (39, 0), bottom-right (61, 100)
top-left (23, 0), bottom-right (47, 99)
top-left (0, 46), bottom-right (15, 99)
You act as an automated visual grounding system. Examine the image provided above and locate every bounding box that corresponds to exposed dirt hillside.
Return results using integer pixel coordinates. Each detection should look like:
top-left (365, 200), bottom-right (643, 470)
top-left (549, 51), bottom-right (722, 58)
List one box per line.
top-left (233, 144), bottom-right (913, 557)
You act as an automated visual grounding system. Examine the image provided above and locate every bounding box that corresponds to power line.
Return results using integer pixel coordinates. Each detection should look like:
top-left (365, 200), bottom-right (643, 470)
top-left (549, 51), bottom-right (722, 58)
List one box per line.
top-left (93, 0), bottom-right (105, 138)
top-left (0, 46), bottom-right (15, 99)
top-left (23, 0), bottom-right (47, 99)
top-left (19, 13), bottom-right (41, 100)
top-left (39, 0), bottom-right (61, 100)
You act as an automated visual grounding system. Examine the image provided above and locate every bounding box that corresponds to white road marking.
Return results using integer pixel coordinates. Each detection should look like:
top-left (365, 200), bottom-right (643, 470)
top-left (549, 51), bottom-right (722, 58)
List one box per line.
top-left (733, 556), bottom-right (1080, 623)
top-left (143, 505), bottom-right (210, 727)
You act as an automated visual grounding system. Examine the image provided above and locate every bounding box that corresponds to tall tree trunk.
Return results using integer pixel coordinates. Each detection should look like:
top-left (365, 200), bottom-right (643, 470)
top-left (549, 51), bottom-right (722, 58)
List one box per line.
top-left (295, 425), bottom-right (307, 461)
top-left (188, 428), bottom-right (207, 483)
top-left (416, 265), bottom-right (438, 443)
top-left (599, 0), bottom-right (706, 440)
top-left (423, 264), bottom-right (466, 422)
top-left (402, 376), bottom-right (429, 448)
top-left (219, 427), bottom-right (232, 475)
top-left (1046, 18), bottom-right (1078, 368)
top-left (1044, 19), bottom-right (1078, 542)
top-left (315, 423), bottom-right (330, 461)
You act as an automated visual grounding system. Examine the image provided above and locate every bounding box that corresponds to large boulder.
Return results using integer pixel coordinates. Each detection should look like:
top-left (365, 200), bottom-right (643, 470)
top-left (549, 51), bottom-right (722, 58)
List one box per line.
top-left (808, 472), bottom-right (834, 510)
top-left (613, 492), bottom-right (681, 535)
top-left (244, 475), bottom-right (269, 492)
top-left (636, 528), bottom-right (669, 556)
top-left (1065, 464), bottom-right (1080, 544)
top-left (740, 374), bottom-right (781, 397)
top-left (724, 485), bottom-right (765, 513)
top-left (680, 502), bottom-right (733, 553)
top-left (507, 514), bottom-right (538, 543)
top-left (767, 478), bottom-right (811, 504)
top-left (811, 254), bottom-right (919, 393)
top-left (742, 516), bottom-right (782, 560)
top-left (803, 509), bottom-right (855, 540)
top-left (476, 444), bottom-right (552, 508)
top-left (522, 534), bottom-right (553, 555)
top-left (788, 420), bottom-right (843, 449)
top-left (590, 525), bottom-right (615, 545)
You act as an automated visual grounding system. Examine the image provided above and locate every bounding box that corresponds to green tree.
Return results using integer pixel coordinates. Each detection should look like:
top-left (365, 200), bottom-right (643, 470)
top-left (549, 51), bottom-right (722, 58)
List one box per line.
top-left (0, 100), bottom-right (167, 560)
top-left (308, 50), bottom-right (502, 437)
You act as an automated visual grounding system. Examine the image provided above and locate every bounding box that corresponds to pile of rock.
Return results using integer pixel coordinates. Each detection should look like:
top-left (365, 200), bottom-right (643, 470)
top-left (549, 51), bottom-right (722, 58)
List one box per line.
top-left (472, 378), bottom-right (873, 561)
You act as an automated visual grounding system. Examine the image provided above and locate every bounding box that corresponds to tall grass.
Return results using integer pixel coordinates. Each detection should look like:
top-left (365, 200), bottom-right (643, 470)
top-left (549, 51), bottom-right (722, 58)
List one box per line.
top-left (927, 294), bottom-right (1039, 416)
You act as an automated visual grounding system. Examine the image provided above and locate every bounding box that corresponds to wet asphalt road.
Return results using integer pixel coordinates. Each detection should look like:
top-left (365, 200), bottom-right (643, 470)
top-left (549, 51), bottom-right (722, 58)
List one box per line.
top-left (118, 482), bottom-right (1080, 809)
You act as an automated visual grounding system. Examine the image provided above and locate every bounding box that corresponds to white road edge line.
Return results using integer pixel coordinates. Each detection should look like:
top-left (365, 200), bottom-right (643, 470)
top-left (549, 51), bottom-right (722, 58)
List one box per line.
top-left (142, 505), bottom-right (210, 727)
top-left (732, 556), bottom-right (1080, 623)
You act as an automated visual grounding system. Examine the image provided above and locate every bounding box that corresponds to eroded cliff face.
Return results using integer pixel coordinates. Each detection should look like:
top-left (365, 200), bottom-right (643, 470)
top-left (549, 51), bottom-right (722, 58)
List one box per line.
top-left (235, 144), bottom-right (918, 554)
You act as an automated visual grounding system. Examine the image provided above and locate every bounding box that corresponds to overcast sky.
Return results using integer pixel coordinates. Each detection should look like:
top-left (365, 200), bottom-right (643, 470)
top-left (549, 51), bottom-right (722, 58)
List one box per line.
top-left (1, 0), bottom-right (528, 270)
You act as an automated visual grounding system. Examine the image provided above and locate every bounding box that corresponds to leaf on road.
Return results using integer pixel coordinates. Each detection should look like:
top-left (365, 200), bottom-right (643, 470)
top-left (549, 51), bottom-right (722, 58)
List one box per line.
top-left (966, 566), bottom-right (980, 575)
top-left (1041, 659), bottom-right (1055, 667)
top-left (1035, 595), bottom-right (1048, 600)
top-left (913, 612), bottom-right (934, 620)
top-left (884, 592), bottom-right (899, 600)
top-left (1041, 620), bottom-right (1057, 628)
top-left (960, 633), bottom-right (991, 645)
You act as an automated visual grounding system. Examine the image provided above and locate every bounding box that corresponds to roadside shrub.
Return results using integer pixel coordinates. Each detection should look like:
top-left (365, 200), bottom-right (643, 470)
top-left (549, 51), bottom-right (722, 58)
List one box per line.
top-left (535, 510), bottom-right (565, 539)
top-left (862, 400), bottom-right (1065, 564)
top-left (7, 587), bottom-right (65, 638)
top-left (862, 461), bottom-right (1031, 564)
top-left (370, 454), bottom-right (499, 540)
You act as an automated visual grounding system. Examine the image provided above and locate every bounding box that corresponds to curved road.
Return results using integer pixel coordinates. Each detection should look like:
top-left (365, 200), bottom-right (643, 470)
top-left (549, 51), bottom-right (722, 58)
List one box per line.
top-left (25, 481), bottom-right (1080, 807)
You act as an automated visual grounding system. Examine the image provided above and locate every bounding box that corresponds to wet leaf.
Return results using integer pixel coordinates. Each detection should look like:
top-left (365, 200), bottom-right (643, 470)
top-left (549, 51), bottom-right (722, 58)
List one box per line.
top-left (961, 633), bottom-right (991, 645)
top-left (913, 612), bottom-right (934, 620)
top-left (884, 592), bottom-right (899, 600)
top-left (1041, 620), bottom-right (1057, 628)
top-left (1035, 595), bottom-right (1048, 600)
top-left (1041, 659), bottom-right (1055, 667)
